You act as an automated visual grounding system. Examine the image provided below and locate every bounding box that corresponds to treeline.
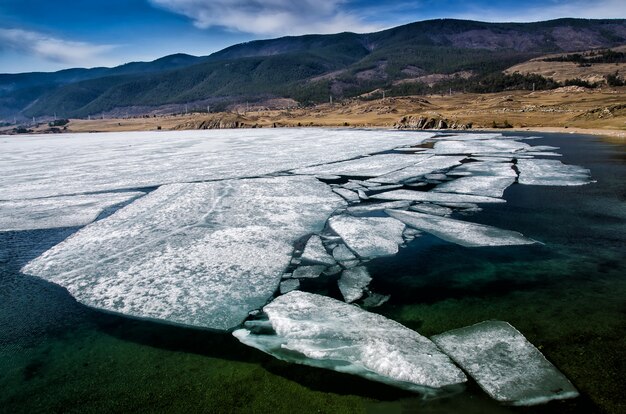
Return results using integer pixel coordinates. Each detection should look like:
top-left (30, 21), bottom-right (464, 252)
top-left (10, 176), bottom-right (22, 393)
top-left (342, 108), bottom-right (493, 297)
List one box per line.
top-left (543, 49), bottom-right (626, 64)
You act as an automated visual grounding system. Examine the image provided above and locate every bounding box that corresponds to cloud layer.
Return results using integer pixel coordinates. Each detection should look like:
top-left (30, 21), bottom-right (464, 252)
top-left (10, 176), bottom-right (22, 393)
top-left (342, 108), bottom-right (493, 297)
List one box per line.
top-left (0, 28), bottom-right (116, 65)
top-left (149, 0), bottom-right (381, 36)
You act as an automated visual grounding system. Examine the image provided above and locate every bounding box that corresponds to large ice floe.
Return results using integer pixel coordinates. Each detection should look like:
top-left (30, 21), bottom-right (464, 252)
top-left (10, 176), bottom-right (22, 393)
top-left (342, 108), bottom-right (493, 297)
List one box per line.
top-left (387, 210), bottom-right (537, 247)
top-left (517, 159), bottom-right (593, 186)
top-left (233, 291), bottom-right (467, 393)
top-left (432, 321), bottom-right (579, 405)
top-left (22, 176), bottom-right (345, 330)
top-left (328, 215), bottom-right (405, 258)
top-left (0, 192), bottom-right (144, 232)
top-left (0, 129), bottom-right (434, 200)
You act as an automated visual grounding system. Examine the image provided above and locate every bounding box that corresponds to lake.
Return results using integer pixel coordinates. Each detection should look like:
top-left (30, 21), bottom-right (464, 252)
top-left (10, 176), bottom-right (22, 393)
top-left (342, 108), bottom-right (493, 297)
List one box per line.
top-left (0, 130), bottom-right (624, 413)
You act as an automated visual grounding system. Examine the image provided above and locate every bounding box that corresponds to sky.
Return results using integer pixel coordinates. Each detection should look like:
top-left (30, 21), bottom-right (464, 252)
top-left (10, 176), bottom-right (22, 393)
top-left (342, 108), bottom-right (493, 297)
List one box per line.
top-left (0, 0), bottom-right (625, 73)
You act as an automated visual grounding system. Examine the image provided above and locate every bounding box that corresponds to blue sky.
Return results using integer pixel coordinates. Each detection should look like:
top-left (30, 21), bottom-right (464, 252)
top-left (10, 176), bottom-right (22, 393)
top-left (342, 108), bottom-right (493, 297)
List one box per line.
top-left (1, 0), bottom-right (624, 73)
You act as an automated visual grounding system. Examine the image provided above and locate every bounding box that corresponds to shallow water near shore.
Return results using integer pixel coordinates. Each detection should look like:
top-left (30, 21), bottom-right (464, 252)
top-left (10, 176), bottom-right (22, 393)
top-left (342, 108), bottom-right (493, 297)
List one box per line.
top-left (1, 132), bottom-right (625, 414)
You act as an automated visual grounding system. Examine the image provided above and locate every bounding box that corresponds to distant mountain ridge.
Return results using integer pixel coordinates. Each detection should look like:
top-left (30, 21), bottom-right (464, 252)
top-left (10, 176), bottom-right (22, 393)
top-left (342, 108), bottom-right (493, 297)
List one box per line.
top-left (2, 18), bottom-right (625, 120)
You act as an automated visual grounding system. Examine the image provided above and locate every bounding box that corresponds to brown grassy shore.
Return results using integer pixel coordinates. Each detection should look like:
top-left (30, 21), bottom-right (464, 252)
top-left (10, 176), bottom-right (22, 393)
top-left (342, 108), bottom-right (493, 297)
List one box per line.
top-left (4, 87), bottom-right (625, 139)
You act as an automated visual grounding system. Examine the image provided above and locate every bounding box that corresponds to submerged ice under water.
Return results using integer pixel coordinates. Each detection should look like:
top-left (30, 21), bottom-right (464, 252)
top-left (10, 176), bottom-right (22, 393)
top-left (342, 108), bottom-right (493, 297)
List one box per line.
top-left (3, 128), bottom-right (596, 405)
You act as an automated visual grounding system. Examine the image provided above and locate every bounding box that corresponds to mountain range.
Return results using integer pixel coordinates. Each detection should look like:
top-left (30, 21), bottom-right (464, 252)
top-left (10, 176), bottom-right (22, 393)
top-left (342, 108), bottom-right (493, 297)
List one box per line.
top-left (1, 18), bottom-right (625, 120)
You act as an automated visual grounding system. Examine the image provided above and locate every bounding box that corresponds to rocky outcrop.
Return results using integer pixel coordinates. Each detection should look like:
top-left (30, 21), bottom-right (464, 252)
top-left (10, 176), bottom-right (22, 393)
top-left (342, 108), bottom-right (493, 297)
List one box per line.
top-left (173, 115), bottom-right (261, 130)
top-left (395, 116), bottom-right (472, 130)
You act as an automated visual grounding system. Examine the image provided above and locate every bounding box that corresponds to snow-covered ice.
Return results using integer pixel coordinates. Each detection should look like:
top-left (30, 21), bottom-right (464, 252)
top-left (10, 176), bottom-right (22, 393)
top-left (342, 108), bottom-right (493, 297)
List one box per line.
top-left (279, 279), bottom-right (300, 294)
top-left (332, 188), bottom-right (360, 203)
top-left (292, 265), bottom-right (326, 279)
top-left (329, 215), bottom-right (405, 258)
top-left (371, 189), bottom-right (505, 204)
top-left (338, 266), bottom-right (372, 303)
top-left (301, 235), bottom-right (335, 265)
top-left (433, 140), bottom-right (531, 155)
top-left (233, 291), bottom-right (467, 393)
top-left (332, 244), bottom-right (357, 262)
top-left (292, 154), bottom-right (427, 177)
top-left (409, 203), bottom-right (452, 216)
top-left (347, 201), bottom-right (411, 215)
top-left (0, 192), bottom-right (143, 232)
top-left (433, 176), bottom-right (516, 198)
top-left (432, 321), bottom-right (579, 405)
top-left (369, 156), bottom-right (463, 184)
top-left (22, 176), bottom-right (344, 330)
top-left (517, 159), bottom-right (592, 186)
top-left (0, 129), bottom-right (433, 200)
top-left (386, 210), bottom-right (536, 247)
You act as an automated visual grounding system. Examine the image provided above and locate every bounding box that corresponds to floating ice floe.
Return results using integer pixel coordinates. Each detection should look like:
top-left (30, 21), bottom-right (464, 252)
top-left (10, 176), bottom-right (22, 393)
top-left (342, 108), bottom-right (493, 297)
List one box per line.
top-left (332, 244), bottom-right (357, 262)
top-left (292, 154), bottom-right (426, 177)
top-left (433, 140), bottom-right (531, 155)
top-left (279, 279), bottom-right (300, 294)
top-left (292, 265), bottom-right (326, 279)
top-left (233, 291), bottom-right (467, 393)
top-left (431, 321), bottom-right (579, 405)
top-left (409, 203), bottom-right (452, 217)
top-left (0, 129), bottom-right (434, 200)
top-left (451, 162), bottom-right (517, 177)
top-left (329, 215), bottom-right (405, 258)
top-left (370, 189), bottom-right (505, 204)
top-left (333, 188), bottom-right (360, 203)
top-left (347, 201), bottom-right (411, 215)
top-left (433, 176), bottom-right (516, 198)
top-left (0, 192), bottom-right (144, 232)
top-left (301, 235), bottom-right (335, 265)
top-left (517, 159), bottom-right (592, 186)
top-left (22, 176), bottom-right (344, 331)
top-left (386, 210), bottom-right (536, 247)
top-left (369, 156), bottom-right (463, 184)
top-left (338, 266), bottom-right (372, 303)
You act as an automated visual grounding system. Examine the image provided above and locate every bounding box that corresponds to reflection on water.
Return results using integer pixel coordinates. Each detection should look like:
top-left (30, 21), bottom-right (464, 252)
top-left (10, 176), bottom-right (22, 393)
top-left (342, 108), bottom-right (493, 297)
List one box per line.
top-left (0, 132), bottom-right (624, 413)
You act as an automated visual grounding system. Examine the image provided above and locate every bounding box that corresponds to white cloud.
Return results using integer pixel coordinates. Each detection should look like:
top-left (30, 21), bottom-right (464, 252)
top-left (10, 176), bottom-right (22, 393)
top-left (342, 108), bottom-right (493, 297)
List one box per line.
top-left (149, 0), bottom-right (382, 36)
top-left (0, 28), bottom-right (116, 65)
top-left (449, 0), bottom-right (626, 22)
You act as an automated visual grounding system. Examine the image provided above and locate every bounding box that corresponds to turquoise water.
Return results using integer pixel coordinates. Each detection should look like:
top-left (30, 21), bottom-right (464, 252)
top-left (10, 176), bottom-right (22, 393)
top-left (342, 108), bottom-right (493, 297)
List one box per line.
top-left (1, 132), bottom-right (624, 413)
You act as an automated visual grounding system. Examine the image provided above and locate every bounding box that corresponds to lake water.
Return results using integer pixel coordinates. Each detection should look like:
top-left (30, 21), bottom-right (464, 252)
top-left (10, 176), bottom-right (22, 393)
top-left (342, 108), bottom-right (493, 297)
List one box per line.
top-left (0, 132), bottom-right (624, 413)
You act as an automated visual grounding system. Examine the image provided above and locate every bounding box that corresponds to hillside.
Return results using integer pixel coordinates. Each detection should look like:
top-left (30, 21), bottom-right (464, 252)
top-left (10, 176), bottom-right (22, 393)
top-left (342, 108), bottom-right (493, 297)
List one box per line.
top-left (3, 18), bottom-right (626, 120)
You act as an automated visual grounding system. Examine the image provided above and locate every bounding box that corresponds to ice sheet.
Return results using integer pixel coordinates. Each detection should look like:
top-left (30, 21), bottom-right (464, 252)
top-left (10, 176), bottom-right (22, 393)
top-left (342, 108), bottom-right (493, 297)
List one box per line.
top-left (279, 279), bottom-right (300, 294)
top-left (329, 215), bottom-right (405, 258)
top-left (451, 162), bottom-right (517, 177)
top-left (292, 265), bottom-right (326, 279)
top-left (332, 188), bottom-right (360, 203)
top-left (433, 176), bottom-right (516, 198)
top-left (387, 210), bottom-right (536, 247)
top-left (233, 291), bottom-right (467, 393)
top-left (347, 201), bottom-right (411, 215)
top-left (409, 203), bottom-right (452, 216)
top-left (432, 321), bottom-right (579, 405)
top-left (22, 176), bottom-right (344, 330)
top-left (0, 129), bottom-right (434, 200)
top-left (371, 189), bottom-right (505, 204)
top-left (369, 156), bottom-right (463, 184)
top-left (0, 192), bottom-right (144, 232)
top-left (292, 154), bottom-right (427, 177)
top-left (517, 159), bottom-right (592, 186)
top-left (433, 140), bottom-right (531, 155)
top-left (301, 235), bottom-right (335, 265)
top-left (338, 266), bottom-right (372, 303)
